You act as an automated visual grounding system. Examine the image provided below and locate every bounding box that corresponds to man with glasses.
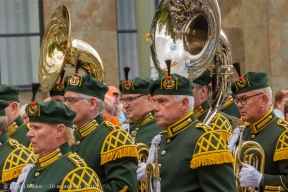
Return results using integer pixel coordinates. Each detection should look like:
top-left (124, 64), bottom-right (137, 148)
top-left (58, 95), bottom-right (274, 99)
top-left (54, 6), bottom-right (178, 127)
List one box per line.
top-left (228, 72), bottom-right (288, 191)
top-left (0, 84), bottom-right (31, 148)
top-left (143, 72), bottom-right (236, 191)
top-left (192, 71), bottom-right (235, 141)
top-left (64, 74), bottom-right (138, 192)
top-left (119, 77), bottom-right (163, 184)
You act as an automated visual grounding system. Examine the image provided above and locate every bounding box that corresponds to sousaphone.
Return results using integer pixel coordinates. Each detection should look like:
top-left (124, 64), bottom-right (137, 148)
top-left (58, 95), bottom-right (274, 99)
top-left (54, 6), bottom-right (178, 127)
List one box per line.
top-left (38, 5), bottom-right (105, 92)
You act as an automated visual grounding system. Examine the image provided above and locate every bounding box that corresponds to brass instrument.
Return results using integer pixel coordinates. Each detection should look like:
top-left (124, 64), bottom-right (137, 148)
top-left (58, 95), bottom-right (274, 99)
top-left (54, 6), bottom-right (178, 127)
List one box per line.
top-left (131, 131), bottom-right (150, 192)
top-left (234, 126), bottom-right (265, 192)
top-left (146, 141), bottom-right (160, 192)
top-left (38, 5), bottom-right (104, 92)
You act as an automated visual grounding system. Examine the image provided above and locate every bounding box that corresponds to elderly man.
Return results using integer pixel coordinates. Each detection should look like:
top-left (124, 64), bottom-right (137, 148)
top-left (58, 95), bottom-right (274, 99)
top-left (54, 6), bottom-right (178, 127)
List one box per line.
top-left (119, 76), bottom-right (162, 147)
top-left (229, 72), bottom-right (288, 191)
top-left (64, 74), bottom-right (138, 192)
top-left (0, 84), bottom-right (30, 148)
top-left (15, 100), bottom-right (103, 192)
top-left (138, 73), bottom-right (236, 191)
top-left (0, 100), bottom-right (36, 191)
top-left (193, 72), bottom-right (235, 141)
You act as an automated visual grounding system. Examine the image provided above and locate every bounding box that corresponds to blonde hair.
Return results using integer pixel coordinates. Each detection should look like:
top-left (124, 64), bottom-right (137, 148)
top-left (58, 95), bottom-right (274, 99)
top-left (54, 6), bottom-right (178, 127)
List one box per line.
top-left (65, 127), bottom-right (75, 146)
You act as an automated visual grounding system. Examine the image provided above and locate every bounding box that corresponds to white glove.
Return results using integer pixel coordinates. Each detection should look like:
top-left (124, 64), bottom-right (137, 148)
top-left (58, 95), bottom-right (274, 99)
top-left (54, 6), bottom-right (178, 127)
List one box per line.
top-left (228, 127), bottom-right (240, 154)
top-left (137, 162), bottom-right (147, 182)
top-left (10, 164), bottom-right (34, 192)
top-left (239, 163), bottom-right (263, 188)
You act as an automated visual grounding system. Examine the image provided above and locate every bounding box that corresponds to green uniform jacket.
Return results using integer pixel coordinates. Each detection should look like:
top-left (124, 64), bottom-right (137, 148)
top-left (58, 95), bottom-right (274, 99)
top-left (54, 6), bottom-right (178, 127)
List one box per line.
top-left (7, 116), bottom-right (31, 148)
top-left (72, 115), bottom-right (138, 192)
top-left (0, 133), bottom-right (36, 191)
top-left (155, 111), bottom-right (236, 191)
top-left (220, 94), bottom-right (241, 118)
top-left (21, 142), bottom-right (103, 192)
top-left (194, 101), bottom-right (235, 141)
top-left (242, 109), bottom-right (288, 191)
top-left (129, 111), bottom-right (163, 147)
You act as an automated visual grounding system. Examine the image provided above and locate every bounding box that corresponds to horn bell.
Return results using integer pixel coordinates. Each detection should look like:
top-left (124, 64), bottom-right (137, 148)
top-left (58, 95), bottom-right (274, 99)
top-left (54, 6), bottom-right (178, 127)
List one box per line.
top-left (38, 5), bottom-right (105, 92)
top-left (150, 0), bottom-right (221, 80)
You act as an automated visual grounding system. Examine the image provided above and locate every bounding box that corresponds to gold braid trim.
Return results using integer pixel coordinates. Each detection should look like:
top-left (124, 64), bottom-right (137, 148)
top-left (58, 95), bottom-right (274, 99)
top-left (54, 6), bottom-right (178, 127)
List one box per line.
top-left (119, 186), bottom-right (128, 192)
top-left (274, 130), bottom-right (288, 161)
top-left (7, 122), bottom-right (25, 136)
top-left (100, 146), bottom-right (138, 165)
top-left (215, 130), bottom-right (231, 142)
top-left (2, 164), bottom-right (25, 182)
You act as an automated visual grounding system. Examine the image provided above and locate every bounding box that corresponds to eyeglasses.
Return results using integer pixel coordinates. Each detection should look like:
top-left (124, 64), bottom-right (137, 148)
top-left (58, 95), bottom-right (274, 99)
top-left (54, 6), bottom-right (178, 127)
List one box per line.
top-left (63, 97), bottom-right (86, 104)
top-left (234, 93), bottom-right (263, 105)
top-left (120, 95), bottom-right (146, 104)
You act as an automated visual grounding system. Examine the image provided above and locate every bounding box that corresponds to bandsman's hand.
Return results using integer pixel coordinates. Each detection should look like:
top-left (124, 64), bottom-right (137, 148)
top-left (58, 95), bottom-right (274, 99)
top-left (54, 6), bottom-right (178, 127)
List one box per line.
top-left (239, 163), bottom-right (263, 188)
top-left (137, 162), bottom-right (147, 182)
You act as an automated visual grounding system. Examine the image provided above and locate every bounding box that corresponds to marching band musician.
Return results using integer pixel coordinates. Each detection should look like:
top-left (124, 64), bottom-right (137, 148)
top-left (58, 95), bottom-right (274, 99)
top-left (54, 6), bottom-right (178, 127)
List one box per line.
top-left (49, 70), bottom-right (66, 103)
top-left (14, 100), bottom-right (103, 192)
top-left (0, 85), bottom-right (31, 148)
top-left (63, 69), bottom-right (138, 192)
top-left (228, 72), bottom-right (288, 191)
top-left (137, 70), bottom-right (236, 191)
top-left (192, 71), bottom-right (235, 141)
top-left (0, 100), bottom-right (36, 191)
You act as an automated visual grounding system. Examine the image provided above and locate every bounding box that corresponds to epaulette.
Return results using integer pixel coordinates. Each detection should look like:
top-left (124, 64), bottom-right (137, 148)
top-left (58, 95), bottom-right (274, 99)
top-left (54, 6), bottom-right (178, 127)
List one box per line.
top-left (277, 119), bottom-right (288, 130)
top-left (8, 139), bottom-right (21, 148)
top-left (67, 153), bottom-right (87, 168)
top-left (105, 121), bottom-right (121, 131)
top-left (190, 131), bottom-right (235, 169)
top-left (100, 129), bottom-right (138, 165)
top-left (274, 130), bottom-right (288, 161)
top-left (195, 122), bottom-right (211, 132)
top-left (209, 113), bottom-right (233, 141)
top-left (2, 146), bottom-right (37, 182)
top-left (60, 167), bottom-right (103, 192)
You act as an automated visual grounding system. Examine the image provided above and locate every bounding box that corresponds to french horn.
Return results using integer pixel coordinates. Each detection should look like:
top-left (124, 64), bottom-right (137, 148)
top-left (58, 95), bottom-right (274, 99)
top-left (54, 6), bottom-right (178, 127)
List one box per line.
top-left (38, 5), bottom-right (105, 92)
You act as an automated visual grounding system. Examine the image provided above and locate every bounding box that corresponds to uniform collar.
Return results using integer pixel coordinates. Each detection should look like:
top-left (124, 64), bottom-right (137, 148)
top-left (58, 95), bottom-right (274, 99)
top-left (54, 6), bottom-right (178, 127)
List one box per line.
top-left (193, 101), bottom-right (209, 119)
top-left (166, 111), bottom-right (196, 138)
top-left (221, 95), bottom-right (234, 110)
top-left (76, 115), bottom-right (104, 139)
top-left (136, 111), bottom-right (154, 127)
top-left (7, 115), bottom-right (25, 136)
top-left (37, 142), bottom-right (70, 169)
top-left (249, 109), bottom-right (276, 134)
top-left (0, 133), bottom-right (9, 147)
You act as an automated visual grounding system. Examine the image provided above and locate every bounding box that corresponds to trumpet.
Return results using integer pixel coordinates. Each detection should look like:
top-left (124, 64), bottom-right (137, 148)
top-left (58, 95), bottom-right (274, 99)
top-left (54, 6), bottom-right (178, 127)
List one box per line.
top-left (234, 126), bottom-right (265, 192)
top-left (145, 141), bottom-right (161, 192)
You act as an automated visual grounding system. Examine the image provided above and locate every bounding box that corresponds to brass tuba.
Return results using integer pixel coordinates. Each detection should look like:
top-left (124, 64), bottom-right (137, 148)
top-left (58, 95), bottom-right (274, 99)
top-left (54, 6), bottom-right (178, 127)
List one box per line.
top-left (234, 126), bottom-right (265, 192)
top-left (38, 5), bottom-right (104, 92)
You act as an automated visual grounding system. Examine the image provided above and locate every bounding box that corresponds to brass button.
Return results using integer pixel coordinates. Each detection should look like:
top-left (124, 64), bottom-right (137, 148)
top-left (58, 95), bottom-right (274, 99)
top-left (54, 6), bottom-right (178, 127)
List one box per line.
top-left (13, 122), bottom-right (16, 125)
top-left (56, 148), bottom-right (60, 152)
top-left (187, 118), bottom-right (192, 123)
top-left (158, 164), bottom-right (162, 168)
top-left (76, 141), bottom-right (81, 146)
top-left (0, 142), bottom-right (2, 146)
top-left (35, 172), bottom-right (40, 177)
top-left (3, 183), bottom-right (8, 189)
top-left (166, 139), bottom-right (171, 144)
top-left (161, 150), bottom-right (166, 156)
top-left (135, 128), bottom-right (139, 131)
top-left (57, 153), bottom-right (62, 157)
top-left (251, 135), bottom-right (255, 139)
top-left (93, 120), bottom-right (97, 123)
top-left (15, 125), bottom-right (18, 129)
top-left (28, 184), bottom-right (34, 188)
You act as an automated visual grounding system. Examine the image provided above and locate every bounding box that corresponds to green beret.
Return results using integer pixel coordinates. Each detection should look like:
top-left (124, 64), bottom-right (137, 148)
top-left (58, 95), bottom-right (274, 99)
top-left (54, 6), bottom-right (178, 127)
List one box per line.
top-left (120, 77), bottom-right (152, 95)
top-left (0, 84), bottom-right (20, 101)
top-left (234, 72), bottom-right (269, 95)
top-left (149, 73), bottom-right (194, 96)
top-left (64, 74), bottom-right (108, 101)
top-left (193, 71), bottom-right (211, 86)
top-left (26, 100), bottom-right (76, 127)
top-left (50, 84), bottom-right (65, 97)
top-left (0, 100), bottom-right (9, 116)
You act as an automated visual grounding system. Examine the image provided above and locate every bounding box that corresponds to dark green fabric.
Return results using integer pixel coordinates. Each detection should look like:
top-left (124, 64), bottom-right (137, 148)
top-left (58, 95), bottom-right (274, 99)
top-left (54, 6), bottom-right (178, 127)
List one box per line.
top-left (221, 101), bottom-right (241, 118)
top-left (157, 113), bottom-right (236, 191)
top-left (193, 71), bottom-right (211, 86)
top-left (120, 77), bottom-right (152, 95)
top-left (234, 72), bottom-right (269, 95)
top-left (64, 74), bottom-right (108, 101)
top-left (149, 73), bottom-right (194, 96)
top-left (49, 84), bottom-right (65, 96)
top-left (72, 115), bottom-right (137, 192)
top-left (0, 100), bottom-right (9, 116)
top-left (8, 116), bottom-right (30, 148)
top-left (27, 101), bottom-right (76, 127)
top-left (0, 133), bottom-right (35, 190)
top-left (129, 112), bottom-right (163, 147)
top-left (0, 84), bottom-right (20, 101)
top-left (242, 111), bottom-right (288, 191)
top-left (22, 143), bottom-right (100, 192)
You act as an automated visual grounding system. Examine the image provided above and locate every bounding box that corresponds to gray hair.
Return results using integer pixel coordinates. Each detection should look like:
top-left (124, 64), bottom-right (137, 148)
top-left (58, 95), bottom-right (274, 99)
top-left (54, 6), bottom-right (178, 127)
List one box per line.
top-left (19, 104), bottom-right (28, 116)
top-left (173, 95), bottom-right (194, 111)
top-left (256, 87), bottom-right (273, 106)
top-left (79, 93), bottom-right (105, 115)
top-left (0, 116), bottom-right (8, 133)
